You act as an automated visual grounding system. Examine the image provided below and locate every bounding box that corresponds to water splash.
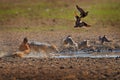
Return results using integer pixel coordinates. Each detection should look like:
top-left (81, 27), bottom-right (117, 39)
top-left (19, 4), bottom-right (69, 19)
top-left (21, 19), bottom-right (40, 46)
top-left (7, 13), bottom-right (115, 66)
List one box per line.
top-left (0, 49), bottom-right (120, 58)
top-left (0, 51), bottom-right (9, 57)
top-left (55, 49), bottom-right (120, 58)
top-left (25, 52), bottom-right (47, 58)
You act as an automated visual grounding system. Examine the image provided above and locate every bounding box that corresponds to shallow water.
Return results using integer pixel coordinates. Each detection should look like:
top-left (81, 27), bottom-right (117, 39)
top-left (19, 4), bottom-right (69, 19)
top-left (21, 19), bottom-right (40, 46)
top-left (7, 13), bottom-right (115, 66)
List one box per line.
top-left (54, 54), bottom-right (120, 58)
top-left (96, 49), bottom-right (120, 53)
top-left (0, 49), bottom-right (120, 58)
top-left (54, 50), bottom-right (120, 58)
top-left (24, 49), bottom-right (120, 58)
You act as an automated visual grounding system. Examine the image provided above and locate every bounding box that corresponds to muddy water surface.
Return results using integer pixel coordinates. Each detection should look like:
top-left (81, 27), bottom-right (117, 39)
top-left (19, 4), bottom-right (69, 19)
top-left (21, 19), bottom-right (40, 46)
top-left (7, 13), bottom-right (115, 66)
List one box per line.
top-left (24, 49), bottom-right (120, 58)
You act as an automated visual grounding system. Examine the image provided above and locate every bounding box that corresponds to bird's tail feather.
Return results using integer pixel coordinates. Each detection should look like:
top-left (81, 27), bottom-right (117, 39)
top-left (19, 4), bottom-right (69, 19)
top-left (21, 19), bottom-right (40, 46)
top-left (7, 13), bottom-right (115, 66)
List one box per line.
top-left (86, 25), bottom-right (91, 27)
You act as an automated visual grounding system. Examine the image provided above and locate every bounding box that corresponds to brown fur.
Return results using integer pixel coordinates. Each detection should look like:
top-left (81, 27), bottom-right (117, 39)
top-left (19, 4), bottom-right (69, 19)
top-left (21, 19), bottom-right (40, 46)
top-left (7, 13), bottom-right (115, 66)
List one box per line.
top-left (14, 41), bottom-right (58, 58)
top-left (13, 37), bottom-right (59, 58)
top-left (13, 37), bottom-right (30, 58)
top-left (29, 42), bottom-right (59, 53)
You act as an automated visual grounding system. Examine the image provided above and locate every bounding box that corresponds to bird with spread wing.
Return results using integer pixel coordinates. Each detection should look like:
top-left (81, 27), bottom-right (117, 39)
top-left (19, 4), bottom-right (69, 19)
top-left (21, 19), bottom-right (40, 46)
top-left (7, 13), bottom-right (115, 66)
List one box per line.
top-left (76, 5), bottom-right (89, 18)
top-left (74, 5), bottom-right (90, 28)
top-left (74, 11), bottom-right (90, 28)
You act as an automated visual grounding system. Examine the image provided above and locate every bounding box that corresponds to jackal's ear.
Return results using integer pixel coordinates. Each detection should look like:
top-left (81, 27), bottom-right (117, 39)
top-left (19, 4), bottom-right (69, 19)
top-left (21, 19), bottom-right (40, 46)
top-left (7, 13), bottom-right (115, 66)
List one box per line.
top-left (23, 37), bottom-right (28, 43)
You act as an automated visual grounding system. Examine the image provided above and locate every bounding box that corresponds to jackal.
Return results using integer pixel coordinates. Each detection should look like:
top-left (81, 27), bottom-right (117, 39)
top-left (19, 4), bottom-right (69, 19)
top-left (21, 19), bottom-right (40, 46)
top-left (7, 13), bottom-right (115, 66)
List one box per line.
top-left (29, 42), bottom-right (59, 53)
top-left (14, 37), bottom-right (30, 58)
top-left (14, 38), bottom-right (58, 58)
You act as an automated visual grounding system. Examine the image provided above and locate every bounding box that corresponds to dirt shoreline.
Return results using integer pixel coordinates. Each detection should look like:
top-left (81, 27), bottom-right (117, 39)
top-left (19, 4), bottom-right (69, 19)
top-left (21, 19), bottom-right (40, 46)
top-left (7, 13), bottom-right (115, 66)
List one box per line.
top-left (0, 57), bottom-right (120, 80)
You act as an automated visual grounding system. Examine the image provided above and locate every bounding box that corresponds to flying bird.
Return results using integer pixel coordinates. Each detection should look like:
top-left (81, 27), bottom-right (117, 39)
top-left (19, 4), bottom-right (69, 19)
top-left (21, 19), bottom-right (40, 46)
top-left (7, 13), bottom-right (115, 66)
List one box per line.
top-left (76, 5), bottom-right (88, 18)
top-left (74, 20), bottom-right (90, 28)
top-left (74, 14), bottom-right (90, 28)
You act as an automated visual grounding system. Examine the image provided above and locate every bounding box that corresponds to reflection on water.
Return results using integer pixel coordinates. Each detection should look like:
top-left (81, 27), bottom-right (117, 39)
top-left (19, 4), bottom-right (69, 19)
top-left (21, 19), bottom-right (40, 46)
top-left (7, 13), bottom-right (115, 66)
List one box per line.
top-left (113, 49), bottom-right (120, 53)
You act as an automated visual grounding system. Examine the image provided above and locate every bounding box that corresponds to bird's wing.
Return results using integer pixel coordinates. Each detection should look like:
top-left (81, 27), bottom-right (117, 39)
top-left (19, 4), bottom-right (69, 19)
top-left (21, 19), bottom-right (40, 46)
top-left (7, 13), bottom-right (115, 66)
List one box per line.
top-left (82, 21), bottom-right (91, 27)
top-left (76, 5), bottom-right (85, 15)
top-left (104, 37), bottom-right (110, 42)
